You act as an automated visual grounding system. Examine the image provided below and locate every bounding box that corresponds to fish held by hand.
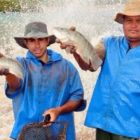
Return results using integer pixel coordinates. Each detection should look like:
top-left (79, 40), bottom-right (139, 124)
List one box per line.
top-left (0, 53), bottom-right (23, 79)
top-left (53, 27), bottom-right (102, 70)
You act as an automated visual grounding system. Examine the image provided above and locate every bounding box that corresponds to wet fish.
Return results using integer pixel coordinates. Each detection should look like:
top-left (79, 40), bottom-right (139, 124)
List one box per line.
top-left (53, 27), bottom-right (102, 70)
top-left (0, 53), bottom-right (23, 79)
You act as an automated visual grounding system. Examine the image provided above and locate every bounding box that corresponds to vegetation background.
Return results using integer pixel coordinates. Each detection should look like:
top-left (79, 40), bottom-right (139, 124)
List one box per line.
top-left (0, 0), bottom-right (20, 11)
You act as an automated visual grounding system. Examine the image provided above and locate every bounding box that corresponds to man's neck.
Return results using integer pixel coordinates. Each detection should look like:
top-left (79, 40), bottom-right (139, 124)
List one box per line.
top-left (128, 38), bottom-right (140, 48)
top-left (130, 42), bottom-right (140, 48)
top-left (38, 52), bottom-right (48, 63)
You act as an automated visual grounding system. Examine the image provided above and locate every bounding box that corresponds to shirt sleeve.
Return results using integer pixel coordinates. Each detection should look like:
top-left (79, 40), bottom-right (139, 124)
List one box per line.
top-left (68, 63), bottom-right (84, 101)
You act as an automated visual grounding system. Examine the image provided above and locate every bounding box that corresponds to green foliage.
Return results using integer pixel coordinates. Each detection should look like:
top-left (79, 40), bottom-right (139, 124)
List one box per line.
top-left (0, 0), bottom-right (21, 12)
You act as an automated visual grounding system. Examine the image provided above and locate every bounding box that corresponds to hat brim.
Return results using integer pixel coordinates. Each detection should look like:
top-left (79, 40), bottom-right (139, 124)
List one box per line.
top-left (114, 12), bottom-right (140, 24)
top-left (14, 35), bottom-right (56, 49)
top-left (114, 13), bottom-right (125, 24)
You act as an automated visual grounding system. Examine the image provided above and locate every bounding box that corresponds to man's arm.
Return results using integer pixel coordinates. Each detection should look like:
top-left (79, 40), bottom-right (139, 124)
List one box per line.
top-left (6, 73), bottom-right (21, 91)
top-left (43, 100), bottom-right (83, 122)
top-left (73, 52), bottom-right (95, 71)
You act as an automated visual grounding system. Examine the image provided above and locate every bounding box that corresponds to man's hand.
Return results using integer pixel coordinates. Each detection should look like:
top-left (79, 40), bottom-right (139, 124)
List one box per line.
top-left (0, 67), bottom-right (21, 91)
top-left (43, 107), bottom-right (61, 122)
top-left (56, 39), bottom-right (76, 53)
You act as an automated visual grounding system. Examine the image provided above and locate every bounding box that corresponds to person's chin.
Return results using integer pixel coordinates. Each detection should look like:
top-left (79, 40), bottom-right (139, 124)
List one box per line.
top-left (128, 35), bottom-right (140, 40)
top-left (34, 52), bottom-right (42, 57)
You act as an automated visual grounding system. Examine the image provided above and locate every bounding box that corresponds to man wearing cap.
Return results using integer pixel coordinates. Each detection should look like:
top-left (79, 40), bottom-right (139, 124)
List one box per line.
top-left (0, 21), bottom-right (84, 140)
top-left (58, 0), bottom-right (140, 140)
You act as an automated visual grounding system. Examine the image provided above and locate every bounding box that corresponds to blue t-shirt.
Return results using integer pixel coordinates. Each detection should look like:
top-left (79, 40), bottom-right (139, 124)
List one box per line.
top-left (85, 36), bottom-right (140, 138)
top-left (6, 49), bottom-right (84, 140)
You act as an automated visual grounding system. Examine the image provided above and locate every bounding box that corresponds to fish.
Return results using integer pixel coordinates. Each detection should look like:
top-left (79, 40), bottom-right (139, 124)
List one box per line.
top-left (0, 53), bottom-right (23, 79)
top-left (53, 27), bottom-right (103, 70)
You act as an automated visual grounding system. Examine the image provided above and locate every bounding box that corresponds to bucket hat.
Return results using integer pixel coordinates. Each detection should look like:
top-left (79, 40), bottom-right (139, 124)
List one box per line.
top-left (14, 22), bottom-right (56, 48)
top-left (114, 0), bottom-right (140, 24)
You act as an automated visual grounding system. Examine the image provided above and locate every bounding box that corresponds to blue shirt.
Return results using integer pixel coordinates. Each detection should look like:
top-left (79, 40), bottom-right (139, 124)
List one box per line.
top-left (85, 36), bottom-right (140, 138)
top-left (6, 49), bottom-right (84, 140)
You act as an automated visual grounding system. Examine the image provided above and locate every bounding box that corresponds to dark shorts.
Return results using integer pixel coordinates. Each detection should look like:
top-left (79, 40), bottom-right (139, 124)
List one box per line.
top-left (96, 129), bottom-right (137, 140)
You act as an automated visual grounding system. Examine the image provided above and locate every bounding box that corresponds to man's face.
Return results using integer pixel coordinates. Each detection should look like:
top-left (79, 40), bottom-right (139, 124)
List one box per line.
top-left (123, 16), bottom-right (140, 42)
top-left (25, 38), bottom-right (49, 58)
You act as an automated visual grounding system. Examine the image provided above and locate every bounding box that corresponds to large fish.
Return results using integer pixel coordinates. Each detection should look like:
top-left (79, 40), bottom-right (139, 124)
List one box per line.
top-left (53, 27), bottom-right (102, 70)
top-left (0, 53), bottom-right (23, 79)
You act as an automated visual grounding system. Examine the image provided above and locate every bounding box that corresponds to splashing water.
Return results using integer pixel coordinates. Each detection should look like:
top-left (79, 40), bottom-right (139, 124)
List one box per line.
top-left (0, 0), bottom-right (126, 55)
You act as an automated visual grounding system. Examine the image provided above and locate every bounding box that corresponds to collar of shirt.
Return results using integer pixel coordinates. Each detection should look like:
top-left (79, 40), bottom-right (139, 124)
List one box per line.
top-left (26, 49), bottom-right (62, 64)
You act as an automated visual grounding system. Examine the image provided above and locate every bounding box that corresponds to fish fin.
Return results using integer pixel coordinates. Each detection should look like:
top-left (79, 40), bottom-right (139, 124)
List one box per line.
top-left (69, 26), bottom-right (76, 31)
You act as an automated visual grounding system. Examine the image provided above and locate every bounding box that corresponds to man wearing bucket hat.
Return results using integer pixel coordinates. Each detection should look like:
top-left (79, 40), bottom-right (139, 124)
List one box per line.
top-left (0, 21), bottom-right (84, 140)
top-left (57, 0), bottom-right (140, 140)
